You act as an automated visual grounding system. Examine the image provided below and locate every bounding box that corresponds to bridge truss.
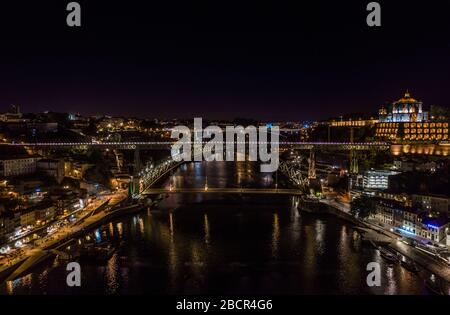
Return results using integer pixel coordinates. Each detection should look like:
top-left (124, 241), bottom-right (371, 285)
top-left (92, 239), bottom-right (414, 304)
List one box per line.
top-left (136, 157), bottom-right (183, 197)
top-left (278, 158), bottom-right (309, 188)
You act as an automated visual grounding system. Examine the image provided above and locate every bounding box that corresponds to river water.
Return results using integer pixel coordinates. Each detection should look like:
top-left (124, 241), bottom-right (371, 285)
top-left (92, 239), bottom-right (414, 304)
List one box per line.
top-left (0, 162), bottom-right (431, 294)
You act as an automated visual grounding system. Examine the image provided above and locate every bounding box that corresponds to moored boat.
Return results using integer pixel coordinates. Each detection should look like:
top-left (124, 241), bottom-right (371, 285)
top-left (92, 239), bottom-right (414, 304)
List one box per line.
top-left (379, 247), bottom-right (398, 264)
top-left (400, 259), bottom-right (419, 273)
top-left (425, 278), bottom-right (445, 295)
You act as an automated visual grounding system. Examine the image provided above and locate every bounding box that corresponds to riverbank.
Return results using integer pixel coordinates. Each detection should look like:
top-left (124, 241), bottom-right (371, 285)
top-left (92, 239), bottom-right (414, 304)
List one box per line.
top-left (299, 198), bottom-right (361, 226)
top-left (0, 201), bottom-right (146, 282)
top-left (299, 198), bottom-right (450, 285)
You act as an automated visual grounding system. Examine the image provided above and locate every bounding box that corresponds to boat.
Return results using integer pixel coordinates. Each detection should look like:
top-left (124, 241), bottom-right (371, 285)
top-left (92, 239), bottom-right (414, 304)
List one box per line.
top-left (95, 244), bottom-right (116, 263)
top-left (425, 278), bottom-right (445, 295)
top-left (379, 247), bottom-right (398, 264)
top-left (80, 242), bottom-right (117, 264)
top-left (400, 259), bottom-right (419, 273)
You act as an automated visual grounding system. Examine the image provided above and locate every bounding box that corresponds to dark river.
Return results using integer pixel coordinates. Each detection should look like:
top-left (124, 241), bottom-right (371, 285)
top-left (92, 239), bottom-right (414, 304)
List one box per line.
top-left (0, 162), bottom-right (430, 294)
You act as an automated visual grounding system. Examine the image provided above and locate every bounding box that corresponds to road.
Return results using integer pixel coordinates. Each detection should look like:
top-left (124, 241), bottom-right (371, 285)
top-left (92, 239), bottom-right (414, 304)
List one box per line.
top-left (0, 189), bottom-right (128, 273)
top-left (320, 198), bottom-right (350, 213)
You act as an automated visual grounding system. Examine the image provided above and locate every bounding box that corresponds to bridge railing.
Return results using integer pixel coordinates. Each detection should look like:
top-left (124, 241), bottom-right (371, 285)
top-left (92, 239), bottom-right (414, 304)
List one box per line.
top-left (2, 141), bottom-right (391, 150)
top-left (137, 157), bottom-right (182, 197)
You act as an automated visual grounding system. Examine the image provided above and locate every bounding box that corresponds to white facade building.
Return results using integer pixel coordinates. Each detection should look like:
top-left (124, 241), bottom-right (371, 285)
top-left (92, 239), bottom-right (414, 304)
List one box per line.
top-left (0, 157), bottom-right (38, 177)
top-left (363, 170), bottom-right (398, 190)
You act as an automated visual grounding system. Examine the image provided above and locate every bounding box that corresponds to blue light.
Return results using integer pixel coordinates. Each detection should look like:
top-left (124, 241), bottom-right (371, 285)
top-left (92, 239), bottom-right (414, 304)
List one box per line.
top-left (266, 123), bottom-right (273, 129)
top-left (427, 224), bottom-right (439, 229)
top-left (35, 188), bottom-right (41, 192)
top-left (94, 229), bottom-right (102, 243)
top-left (397, 227), bottom-right (416, 236)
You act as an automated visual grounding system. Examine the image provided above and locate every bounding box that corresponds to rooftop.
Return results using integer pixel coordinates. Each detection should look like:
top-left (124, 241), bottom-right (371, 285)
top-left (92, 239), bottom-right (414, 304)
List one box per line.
top-left (395, 91), bottom-right (419, 104)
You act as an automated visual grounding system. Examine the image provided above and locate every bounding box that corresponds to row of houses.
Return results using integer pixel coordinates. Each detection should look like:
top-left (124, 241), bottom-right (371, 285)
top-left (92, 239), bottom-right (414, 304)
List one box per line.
top-left (372, 198), bottom-right (449, 244)
top-left (0, 155), bottom-right (94, 183)
top-left (374, 191), bottom-right (450, 215)
top-left (0, 200), bottom-right (56, 242)
top-left (0, 188), bottom-right (89, 243)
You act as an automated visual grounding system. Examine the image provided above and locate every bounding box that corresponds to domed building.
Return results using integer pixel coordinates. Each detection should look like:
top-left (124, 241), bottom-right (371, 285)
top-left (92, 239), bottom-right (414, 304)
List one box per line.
top-left (375, 91), bottom-right (449, 142)
top-left (379, 91), bottom-right (428, 123)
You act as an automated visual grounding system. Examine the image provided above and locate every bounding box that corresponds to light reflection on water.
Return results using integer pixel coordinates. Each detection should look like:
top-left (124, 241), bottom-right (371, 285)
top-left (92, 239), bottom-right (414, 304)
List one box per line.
top-left (0, 162), bottom-right (440, 295)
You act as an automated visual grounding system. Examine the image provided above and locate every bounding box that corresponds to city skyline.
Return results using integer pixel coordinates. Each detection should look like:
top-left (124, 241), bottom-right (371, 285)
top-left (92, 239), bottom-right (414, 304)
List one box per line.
top-left (1, 2), bottom-right (450, 120)
top-left (1, 0), bottom-right (450, 300)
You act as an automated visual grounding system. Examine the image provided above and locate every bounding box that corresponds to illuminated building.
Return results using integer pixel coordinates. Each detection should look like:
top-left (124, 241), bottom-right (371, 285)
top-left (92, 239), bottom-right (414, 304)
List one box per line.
top-left (0, 104), bottom-right (24, 122)
top-left (363, 170), bottom-right (399, 190)
top-left (372, 198), bottom-right (449, 244)
top-left (375, 91), bottom-right (449, 142)
top-left (379, 91), bottom-right (428, 123)
top-left (418, 216), bottom-right (449, 243)
top-left (0, 157), bottom-right (38, 177)
top-left (330, 119), bottom-right (378, 127)
top-left (412, 194), bottom-right (449, 214)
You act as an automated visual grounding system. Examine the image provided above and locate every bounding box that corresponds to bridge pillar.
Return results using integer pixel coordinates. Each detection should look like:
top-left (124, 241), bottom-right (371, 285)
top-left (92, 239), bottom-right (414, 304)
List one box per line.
top-left (350, 150), bottom-right (358, 174)
top-left (308, 148), bottom-right (316, 179)
top-left (133, 146), bottom-right (141, 176)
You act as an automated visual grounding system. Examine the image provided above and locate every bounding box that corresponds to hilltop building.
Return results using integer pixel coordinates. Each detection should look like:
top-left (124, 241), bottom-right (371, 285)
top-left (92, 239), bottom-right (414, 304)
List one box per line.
top-left (375, 91), bottom-right (449, 142)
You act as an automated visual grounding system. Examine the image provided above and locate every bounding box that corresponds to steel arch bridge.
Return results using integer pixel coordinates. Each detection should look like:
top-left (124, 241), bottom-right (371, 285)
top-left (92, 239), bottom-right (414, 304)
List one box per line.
top-left (133, 157), bottom-right (183, 197)
top-left (137, 156), bottom-right (309, 197)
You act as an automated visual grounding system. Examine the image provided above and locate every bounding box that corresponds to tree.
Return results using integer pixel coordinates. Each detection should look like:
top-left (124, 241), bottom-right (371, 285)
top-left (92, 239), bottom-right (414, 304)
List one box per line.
top-left (84, 149), bottom-right (113, 188)
top-left (350, 195), bottom-right (376, 219)
top-left (84, 165), bottom-right (112, 188)
top-left (430, 105), bottom-right (450, 120)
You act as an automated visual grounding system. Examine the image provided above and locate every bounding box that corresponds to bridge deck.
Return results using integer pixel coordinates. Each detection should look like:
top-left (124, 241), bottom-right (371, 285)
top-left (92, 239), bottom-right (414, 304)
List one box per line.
top-left (142, 187), bottom-right (303, 195)
top-left (1, 141), bottom-right (390, 150)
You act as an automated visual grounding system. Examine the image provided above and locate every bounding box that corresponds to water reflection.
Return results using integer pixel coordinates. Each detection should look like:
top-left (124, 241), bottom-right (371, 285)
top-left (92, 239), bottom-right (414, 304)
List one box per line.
top-left (204, 214), bottom-right (210, 246)
top-left (0, 161), bottom-right (437, 295)
top-left (271, 213), bottom-right (280, 259)
top-left (105, 254), bottom-right (119, 294)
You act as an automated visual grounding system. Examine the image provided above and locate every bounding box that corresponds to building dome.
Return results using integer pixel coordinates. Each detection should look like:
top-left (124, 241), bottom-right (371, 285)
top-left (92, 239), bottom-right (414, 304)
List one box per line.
top-left (378, 91), bottom-right (428, 123)
top-left (396, 90), bottom-right (418, 104)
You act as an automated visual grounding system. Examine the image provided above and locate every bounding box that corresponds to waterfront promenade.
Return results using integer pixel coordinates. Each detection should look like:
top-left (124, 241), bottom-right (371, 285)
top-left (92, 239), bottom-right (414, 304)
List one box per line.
top-left (317, 198), bottom-right (450, 284)
top-left (0, 189), bottom-right (130, 282)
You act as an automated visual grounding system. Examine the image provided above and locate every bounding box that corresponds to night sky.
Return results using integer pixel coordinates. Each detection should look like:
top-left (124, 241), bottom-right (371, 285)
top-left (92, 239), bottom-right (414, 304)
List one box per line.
top-left (1, 1), bottom-right (450, 121)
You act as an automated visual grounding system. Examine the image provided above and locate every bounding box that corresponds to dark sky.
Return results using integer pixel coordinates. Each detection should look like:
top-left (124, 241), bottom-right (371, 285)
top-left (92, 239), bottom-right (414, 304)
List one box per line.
top-left (1, 0), bottom-right (450, 121)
